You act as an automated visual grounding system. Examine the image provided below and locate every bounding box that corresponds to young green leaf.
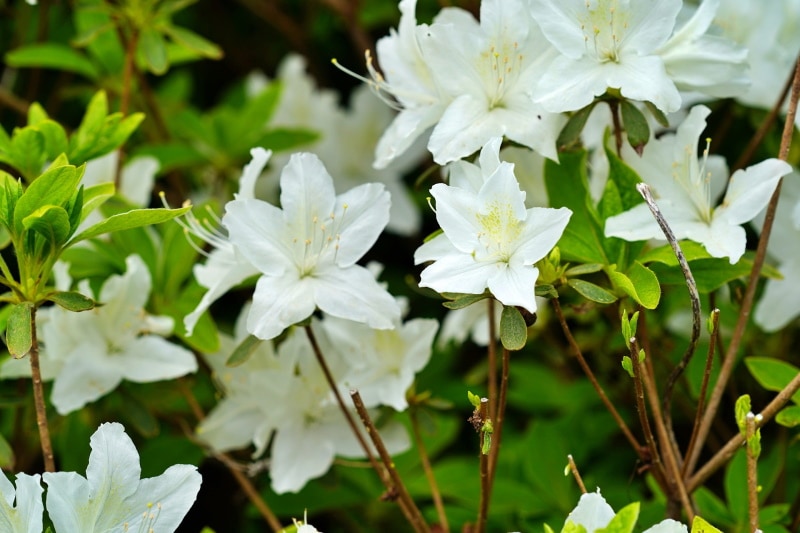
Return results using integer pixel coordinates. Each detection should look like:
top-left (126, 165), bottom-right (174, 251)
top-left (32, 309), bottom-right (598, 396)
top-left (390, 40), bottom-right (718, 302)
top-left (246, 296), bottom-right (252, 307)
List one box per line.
top-left (606, 262), bottom-right (660, 309)
top-left (735, 395), bottom-right (751, 435)
top-left (226, 334), bottom-right (263, 367)
top-left (139, 27), bottom-right (169, 74)
top-left (441, 291), bottom-right (491, 310)
top-left (557, 102), bottom-right (597, 150)
top-left (567, 279), bottom-right (617, 304)
top-left (6, 302), bottom-right (33, 358)
top-left (5, 43), bottom-right (100, 80)
top-left (620, 100), bottom-right (650, 155)
top-left (500, 305), bottom-right (527, 351)
top-left (68, 205), bottom-right (190, 245)
top-left (744, 357), bottom-right (800, 404)
top-left (690, 516), bottom-right (722, 533)
top-left (47, 290), bottom-right (96, 312)
top-left (775, 405), bottom-right (800, 427)
top-left (22, 205), bottom-right (72, 245)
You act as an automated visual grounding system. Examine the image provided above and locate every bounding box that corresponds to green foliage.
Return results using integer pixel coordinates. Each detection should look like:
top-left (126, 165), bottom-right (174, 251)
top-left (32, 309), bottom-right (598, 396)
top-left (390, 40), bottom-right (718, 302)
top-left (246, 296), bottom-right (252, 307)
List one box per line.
top-left (226, 334), bottom-right (263, 367)
top-left (500, 305), bottom-right (527, 350)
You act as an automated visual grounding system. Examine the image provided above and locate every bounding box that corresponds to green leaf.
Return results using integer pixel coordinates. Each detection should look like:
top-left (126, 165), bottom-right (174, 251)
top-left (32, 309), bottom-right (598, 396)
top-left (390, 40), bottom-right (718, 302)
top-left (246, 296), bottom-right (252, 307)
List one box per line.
top-left (545, 150), bottom-right (608, 264)
top-left (6, 302), bottom-right (33, 358)
top-left (467, 390), bottom-right (481, 408)
top-left (0, 432), bottom-right (14, 469)
top-left (606, 262), bottom-right (660, 309)
top-left (596, 502), bottom-right (639, 533)
top-left (69, 91), bottom-right (108, 159)
top-left (256, 127), bottom-right (319, 153)
top-left (735, 395), bottom-right (751, 435)
top-left (644, 101), bottom-right (670, 128)
top-left (35, 120), bottom-right (70, 161)
top-left (69, 206), bottom-right (190, 245)
top-left (564, 263), bottom-right (604, 276)
top-left (163, 24), bottom-right (223, 59)
top-left (567, 279), bottom-right (617, 304)
top-left (621, 356), bottom-right (634, 377)
top-left (47, 290), bottom-right (95, 312)
top-left (14, 164), bottom-right (81, 232)
top-left (620, 100), bottom-right (650, 155)
top-left (22, 205), bottom-right (71, 245)
top-left (745, 357), bottom-right (800, 404)
top-left (80, 182), bottom-right (116, 222)
top-left (441, 291), bottom-right (491, 310)
top-left (226, 334), bottom-right (263, 367)
top-left (5, 43), bottom-right (99, 80)
top-left (8, 127), bottom-right (47, 181)
top-left (776, 405), bottom-right (800, 427)
top-left (500, 305), bottom-right (527, 351)
top-left (557, 102), bottom-right (596, 150)
top-left (562, 523), bottom-right (588, 533)
top-left (639, 241), bottom-right (712, 265)
top-left (139, 27), bottom-right (169, 75)
top-left (691, 516), bottom-right (723, 533)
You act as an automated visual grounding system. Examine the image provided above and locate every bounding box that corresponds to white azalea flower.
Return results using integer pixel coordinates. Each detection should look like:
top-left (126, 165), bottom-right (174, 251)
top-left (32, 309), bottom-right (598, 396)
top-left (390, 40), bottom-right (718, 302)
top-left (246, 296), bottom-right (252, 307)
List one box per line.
top-left (181, 147), bottom-right (270, 335)
top-left (82, 151), bottom-right (159, 207)
top-left (259, 55), bottom-right (426, 235)
top-left (644, 519), bottom-right (689, 533)
top-left (420, 0), bottom-right (563, 164)
top-left (197, 305), bottom-right (295, 457)
top-left (564, 491), bottom-right (615, 531)
top-left (0, 473), bottom-right (43, 533)
top-left (268, 323), bottom-right (409, 494)
top-left (1, 255), bottom-right (197, 414)
top-left (364, 0), bottom-right (449, 169)
top-left (564, 490), bottom-right (688, 532)
top-left (223, 152), bottom-right (401, 340)
top-left (44, 422), bottom-right (201, 533)
top-left (605, 105), bottom-right (792, 264)
top-left (754, 171), bottom-right (800, 332)
top-left (415, 138), bottom-right (571, 313)
top-left (656, 0), bottom-right (749, 99)
top-left (322, 313), bottom-right (439, 411)
top-left (530, 0), bottom-right (683, 113)
top-left (712, 0), bottom-right (800, 113)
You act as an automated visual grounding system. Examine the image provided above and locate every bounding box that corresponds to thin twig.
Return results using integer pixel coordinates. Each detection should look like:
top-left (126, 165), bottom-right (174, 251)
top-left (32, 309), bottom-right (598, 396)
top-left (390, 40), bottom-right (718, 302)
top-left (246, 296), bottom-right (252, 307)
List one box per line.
top-left (746, 413), bottom-right (760, 533)
top-left (351, 391), bottom-right (430, 533)
top-left (178, 379), bottom-right (283, 532)
top-left (0, 86), bottom-right (30, 116)
top-left (28, 307), bottom-right (55, 473)
top-left (476, 398), bottom-right (490, 533)
top-left (632, 337), bottom-right (695, 521)
top-left (636, 183), bottom-right (702, 458)
top-left (685, 56), bottom-right (800, 479)
top-left (303, 326), bottom-right (383, 475)
top-left (552, 299), bottom-right (642, 452)
top-left (487, 298), bottom-right (498, 420)
top-left (487, 347), bottom-right (510, 499)
top-left (628, 337), bottom-right (667, 488)
top-left (409, 405), bottom-right (449, 533)
top-left (688, 369), bottom-right (800, 492)
top-left (567, 455), bottom-right (587, 494)
top-left (682, 309), bottom-right (720, 477)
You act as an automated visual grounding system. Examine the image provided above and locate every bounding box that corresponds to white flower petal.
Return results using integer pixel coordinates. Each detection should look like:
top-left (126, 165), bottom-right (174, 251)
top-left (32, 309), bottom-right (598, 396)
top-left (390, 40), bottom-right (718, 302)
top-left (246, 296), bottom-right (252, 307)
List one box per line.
top-left (247, 272), bottom-right (316, 340)
top-left (313, 265), bottom-right (401, 329)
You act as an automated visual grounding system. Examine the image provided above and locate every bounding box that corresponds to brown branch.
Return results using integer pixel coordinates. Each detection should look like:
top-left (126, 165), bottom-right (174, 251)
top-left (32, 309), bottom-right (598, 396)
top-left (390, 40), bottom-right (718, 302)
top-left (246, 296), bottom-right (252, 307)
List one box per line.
top-left (475, 397), bottom-right (490, 533)
top-left (487, 298), bottom-right (498, 420)
top-left (552, 298), bottom-right (642, 453)
top-left (28, 306), bottom-right (55, 473)
top-left (682, 309), bottom-right (720, 477)
top-left (318, 0), bottom-right (374, 56)
top-left (486, 347), bottom-right (510, 501)
top-left (567, 454), bottom-right (587, 494)
top-left (685, 56), bottom-right (800, 479)
top-left (235, 0), bottom-right (312, 59)
top-left (688, 368), bottom-right (800, 492)
top-left (746, 413), bottom-right (759, 533)
top-left (351, 391), bottom-right (430, 533)
top-left (636, 183), bottom-right (702, 457)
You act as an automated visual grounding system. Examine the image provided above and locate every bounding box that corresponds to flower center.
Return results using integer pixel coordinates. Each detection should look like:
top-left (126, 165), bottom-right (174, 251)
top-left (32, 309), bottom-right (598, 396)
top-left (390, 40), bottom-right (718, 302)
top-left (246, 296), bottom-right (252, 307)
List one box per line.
top-left (294, 204), bottom-right (348, 277)
top-left (580, 0), bottom-right (631, 63)
top-left (123, 502), bottom-right (162, 533)
top-left (673, 137), bottom-right (713, 223)
top-left (474, 199), bottom-right (523, 263)
top-left (480, 41), bottom-right (524, 109)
